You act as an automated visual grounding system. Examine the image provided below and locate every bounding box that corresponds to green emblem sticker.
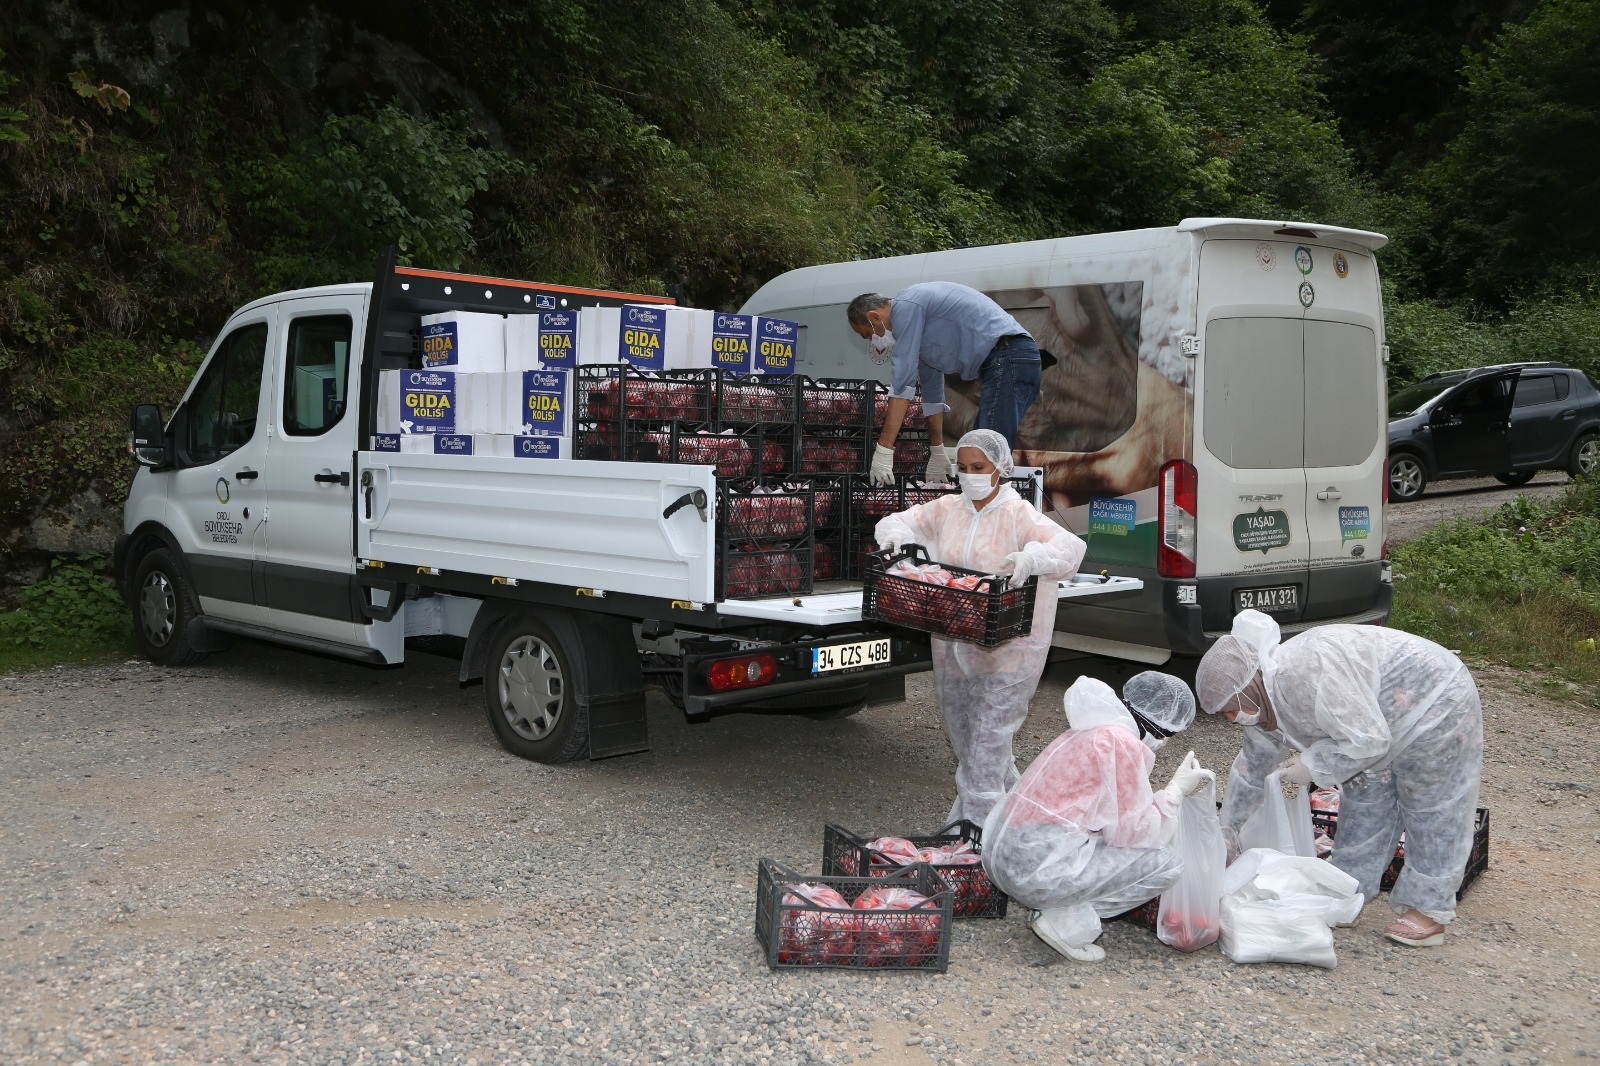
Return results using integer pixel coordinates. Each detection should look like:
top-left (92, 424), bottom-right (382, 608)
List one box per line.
top-left (1234, 508), bottom-right (1291, 554)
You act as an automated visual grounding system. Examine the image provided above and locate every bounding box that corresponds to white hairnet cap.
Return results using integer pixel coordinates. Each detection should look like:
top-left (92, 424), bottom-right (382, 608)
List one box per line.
top-left (1194, 609), bottom-right (1283, 713)
top-left (1063, 676), bottom-right (1137, 736)
top-left (956, 428), bottom-right (1015, 477)
top-left (1122, 670), bottom-right (1195, 733)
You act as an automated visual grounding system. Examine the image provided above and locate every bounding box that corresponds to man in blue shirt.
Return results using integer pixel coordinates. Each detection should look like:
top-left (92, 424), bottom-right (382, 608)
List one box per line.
top-left (847, 283), bottom-right (1042, 485)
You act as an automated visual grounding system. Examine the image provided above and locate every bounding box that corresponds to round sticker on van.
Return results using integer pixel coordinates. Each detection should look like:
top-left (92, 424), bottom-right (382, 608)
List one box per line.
top-left (1333, 252), bottom-right (1349, 278)
top-left (1294, 246), bottom-right (1313, 275)
top-left (1298, 281), bottom-right (1315, 308)
top-left (1255, 243), bottom-right (1276, 271)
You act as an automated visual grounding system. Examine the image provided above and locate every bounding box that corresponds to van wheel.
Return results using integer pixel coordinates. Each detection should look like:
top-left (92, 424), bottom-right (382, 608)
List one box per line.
top-left (1387, 454), bottom-right (1426, 501)
top-left (484, 615), bottom-right (589, 764)
top-left (132, 549), bottom-right (208, 666)
top-left (1568, 433), bottom-right (1599, 478)
top-left (1493, 471), bottom-right (1535, 487)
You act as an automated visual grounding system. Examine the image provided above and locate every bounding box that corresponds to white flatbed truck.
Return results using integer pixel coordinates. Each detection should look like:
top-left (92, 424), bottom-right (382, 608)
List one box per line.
top-left (118, 253), bottom-right (1140, 763)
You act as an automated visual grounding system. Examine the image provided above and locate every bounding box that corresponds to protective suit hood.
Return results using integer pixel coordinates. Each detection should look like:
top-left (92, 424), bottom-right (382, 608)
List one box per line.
top-left (1064, 677), bottom-right (1139, 737)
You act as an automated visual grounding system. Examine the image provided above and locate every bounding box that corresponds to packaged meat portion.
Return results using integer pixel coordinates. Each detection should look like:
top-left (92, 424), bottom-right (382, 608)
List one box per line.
top-left (851, 885), bottom-right (942, 967)
top-left (722, 491), bottom-right (810, 541)
top-left (801, 385), bottom-right (868, 427)
top-left (723, 550), bottom-right (808, 598)
top-left (797, 437), bottom-right (862, 474)
top-left (584, 375), bottom-right (707, 422)
top-left (872, 392), bottom-right (926, 428)
top-left (718, 380), bottom-right (794, 423)
top-left (776, 883), bottom-right (859, 966)
top-left (642, 430), bottom-right (752, 476)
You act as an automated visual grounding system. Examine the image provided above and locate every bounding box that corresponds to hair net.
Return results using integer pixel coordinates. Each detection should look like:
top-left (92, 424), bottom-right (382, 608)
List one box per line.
top-left (1122, 671), bottom-right (1195, 734)
top-left (1063, 676), bottom-right (1137, 736)
top-left (1195, 610), bottom-right (1283, 714)
top-left (956, 428), bottom-right (1015, 477)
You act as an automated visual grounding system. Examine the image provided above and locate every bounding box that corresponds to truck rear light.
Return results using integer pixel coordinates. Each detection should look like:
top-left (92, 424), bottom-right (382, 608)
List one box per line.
top-left (1158, 459), bottom-right (1197, 579)
top-left (707, 654), bottom-right (778, 692)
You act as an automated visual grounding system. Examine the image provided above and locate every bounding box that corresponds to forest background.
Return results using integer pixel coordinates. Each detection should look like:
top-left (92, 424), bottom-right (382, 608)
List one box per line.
top-left (1, 0), bottom-right (1598, 589)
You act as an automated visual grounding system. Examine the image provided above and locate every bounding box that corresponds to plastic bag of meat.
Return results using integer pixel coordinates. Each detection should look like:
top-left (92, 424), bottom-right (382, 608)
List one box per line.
top-left (777, 883), bottom-right (859, 965)
top-left (1156, 774), bottom-right (1226, 952)
top-left (852, 885), bottom-right (940, 966)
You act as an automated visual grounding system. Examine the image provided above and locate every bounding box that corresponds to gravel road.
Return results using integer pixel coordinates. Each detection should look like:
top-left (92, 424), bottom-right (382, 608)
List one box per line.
top-left (3, 642), bottom-right (1597, 1066)
top-left (1386, 473), bottom-right (1573, 545)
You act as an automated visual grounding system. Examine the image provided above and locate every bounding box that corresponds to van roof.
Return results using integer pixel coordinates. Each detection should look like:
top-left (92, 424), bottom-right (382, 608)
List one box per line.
top-left (1176, 218), bottom-right (1388, 251)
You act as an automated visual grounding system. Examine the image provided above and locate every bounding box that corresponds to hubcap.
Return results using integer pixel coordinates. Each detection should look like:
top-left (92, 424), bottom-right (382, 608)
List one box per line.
top-left (1390, 458), bottom-right (1423, 498)
top-left (1579, 440), bottom-right (1599, 476)
top-left (139, 571), bottom-right (176, 647)
top-left (497, 634), bottom-right (564, 742)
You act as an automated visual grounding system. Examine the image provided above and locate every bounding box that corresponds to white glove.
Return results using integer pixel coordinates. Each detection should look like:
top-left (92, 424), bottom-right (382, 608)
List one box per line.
top-left (923, 446), bottom-right (953, 483)
top-left (1277, 753), bottom-right (1313, 787)
top-left (870, 443), bottom-right (895, 486)
top-left (1161, 750), bottom-right (1210, 800)
top-left (1005, 550), bottom-right (1035, 585)
top-left (879, 529), bottom-right (908, 554)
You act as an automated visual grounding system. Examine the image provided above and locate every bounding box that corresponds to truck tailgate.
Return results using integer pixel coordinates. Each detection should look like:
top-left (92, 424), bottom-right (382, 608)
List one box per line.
top-left (357, 454), bottom-right (717, 602)
top-left (716, 574), bottom-right (1144, 624)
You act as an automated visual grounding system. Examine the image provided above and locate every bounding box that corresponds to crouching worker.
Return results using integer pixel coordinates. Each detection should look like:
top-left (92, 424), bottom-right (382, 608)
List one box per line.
top-left (982, 672), bottom-right (1207, 962)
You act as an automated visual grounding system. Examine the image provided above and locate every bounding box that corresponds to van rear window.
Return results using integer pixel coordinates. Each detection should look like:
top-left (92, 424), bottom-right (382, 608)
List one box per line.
top-left (1304, 321), bottom-right (1380, 468)
top-left (1202, 318), bottom-right (1304, 469)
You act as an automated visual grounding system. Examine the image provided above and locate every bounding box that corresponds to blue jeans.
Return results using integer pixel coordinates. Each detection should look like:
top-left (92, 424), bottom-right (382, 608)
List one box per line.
top-left (976, 336), bottom-right (1042, 448)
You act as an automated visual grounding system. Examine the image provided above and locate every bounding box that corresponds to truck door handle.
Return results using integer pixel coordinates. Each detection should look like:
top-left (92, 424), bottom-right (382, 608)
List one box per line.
top-left (663, 489), bottom-right (708, 522)
top-left (235, 470), bottom-right (259, 480)
top-left (314, 471), bottom-right (351, 487)
top-left (361, 469), bottom-right (374, 520)
top-left (1316, 488), bottom-right (1343, 501)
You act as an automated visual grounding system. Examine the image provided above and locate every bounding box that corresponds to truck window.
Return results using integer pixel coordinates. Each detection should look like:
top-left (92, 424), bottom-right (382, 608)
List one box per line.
top-left (283, 314), bottom-right (353, 436)
top-left (1512, 374), bottom-right (1558, 407)
top-left (1202, 318), bottom-right (1305, 469)
top-left (183, 323), bottom-right (268, 465)
top-left (1304, 320), bottom-right (1379, 468)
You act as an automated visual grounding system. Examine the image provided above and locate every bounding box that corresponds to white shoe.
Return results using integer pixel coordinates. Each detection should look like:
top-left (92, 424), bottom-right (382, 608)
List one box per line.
top-left (1030, 910), bottom-right (1106, 962)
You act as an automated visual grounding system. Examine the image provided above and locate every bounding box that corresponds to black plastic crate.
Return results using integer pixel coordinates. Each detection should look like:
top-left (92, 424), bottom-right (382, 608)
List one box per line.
top-left (799, 377), bottom-right (873, 430)
top-left (717, 480), bottom-right (815, 543)
top-left (813, 533), bottom-right (843, 581)
top-left (754, 859), bottom-right (953, 971)
top-left (1313, 800), bottom-right (1489, 899)
top-left (822, 821), bottom-right (1008, 919)
top-left (719, 541), bottom-right (814, 600)
top-left (713, 373), bottom-right (798, 427)
top-left (796, 434), bottom-right (867, 475)
top-left (863, 544), bottom-right (1037, 647)
top-left (870, 385), bottom-right (928, 431)
top-left (841, 528), bottom-right (879, 581)
top-left (576, 365), bottom-right (713, 424)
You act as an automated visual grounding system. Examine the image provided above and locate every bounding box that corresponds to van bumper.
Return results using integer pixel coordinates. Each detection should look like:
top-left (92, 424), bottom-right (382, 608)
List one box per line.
top-left (1164, 569), bottom-right (1394, 657)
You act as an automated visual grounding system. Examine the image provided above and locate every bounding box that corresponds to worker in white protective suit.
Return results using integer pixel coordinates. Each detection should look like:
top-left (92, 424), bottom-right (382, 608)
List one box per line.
top-left (981, 673), bottom-right (1210, 962)
top-left (1196, 609), bottom-right (1484, 948)
top-left (874, 428), bottom-right (1087, 827)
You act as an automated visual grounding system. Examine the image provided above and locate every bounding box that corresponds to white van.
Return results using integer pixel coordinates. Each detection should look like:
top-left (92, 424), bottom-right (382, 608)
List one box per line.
top-left (740, 218), bottom-right (1392, 663)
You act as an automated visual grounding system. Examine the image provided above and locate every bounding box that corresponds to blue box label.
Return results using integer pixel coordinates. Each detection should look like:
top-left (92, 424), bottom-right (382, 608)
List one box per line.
top-left (1339, 505), bottom-right (1370, 544)
top-left (538, 310), bottom-right (578, 367)
top-left (372, 433), bottom-right (401, 452)
top-left (517, 369), bottom-right (569, 435)
top-left (514, 435), bottom-right (564, 459)
top-left (619, 305), bottom-right (666, 370)
top-left (755, 317), bottom-right (797, 375)
top-left (1088, 496), bottom-right (1137, 536)
top-left (711, 313), bottom-right (753, 372)
top-left (420, 321), bottom-right (460, 369)
top-left (433, 433), bottom-right (473, 455)
top-left (401, 369), bottom-right (455, 432)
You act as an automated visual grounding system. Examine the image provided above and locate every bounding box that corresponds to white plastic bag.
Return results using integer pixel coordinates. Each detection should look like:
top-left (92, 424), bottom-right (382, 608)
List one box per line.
top-left (1156, 773), bottom-right (1225, 952)
top-left (1218, 848), bottom-right (1364, 968)
top-left (1218, 897), bottom-right (1338, 968)
top-left (1236, 769), bottom-right (1316, 858)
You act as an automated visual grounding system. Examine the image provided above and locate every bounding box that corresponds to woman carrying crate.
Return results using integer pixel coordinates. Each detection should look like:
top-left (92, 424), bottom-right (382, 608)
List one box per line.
top-left (1195, 609), bottom-right (1485, 948)
top-left (874, 429), bottom-right (1087, 828)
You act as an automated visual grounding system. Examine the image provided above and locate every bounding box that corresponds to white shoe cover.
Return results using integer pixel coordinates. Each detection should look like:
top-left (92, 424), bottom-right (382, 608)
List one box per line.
top-left (1030, 905), bottom-right (1106, 963)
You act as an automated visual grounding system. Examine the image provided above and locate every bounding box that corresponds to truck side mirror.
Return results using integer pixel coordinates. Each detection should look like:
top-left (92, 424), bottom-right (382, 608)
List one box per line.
top-left (129, 404), bottom-right (167, 467)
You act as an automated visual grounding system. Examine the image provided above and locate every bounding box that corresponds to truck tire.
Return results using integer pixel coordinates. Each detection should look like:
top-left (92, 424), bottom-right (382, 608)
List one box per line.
top-left (132, 549), bottom-right (208, 666)
top-left (484, 614), bottom-right (589, 764)
top-left (1387, 453), bottom-right (1427, 502)
top-left (1568, 433), bottom-right (1599, 478)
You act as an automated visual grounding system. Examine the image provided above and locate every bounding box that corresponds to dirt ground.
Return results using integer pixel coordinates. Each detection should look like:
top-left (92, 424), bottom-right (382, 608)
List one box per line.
top-left (1385, 473), bottom-right (1572, 544)
top-left (2, 640), bottom-right (1597, 1065)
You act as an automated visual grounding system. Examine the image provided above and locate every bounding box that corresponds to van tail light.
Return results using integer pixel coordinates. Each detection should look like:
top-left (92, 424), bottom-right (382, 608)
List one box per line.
top-left (1158, 459), bottom-right (1198, 578)
top-left (707, 654), bottom-right (778, 692)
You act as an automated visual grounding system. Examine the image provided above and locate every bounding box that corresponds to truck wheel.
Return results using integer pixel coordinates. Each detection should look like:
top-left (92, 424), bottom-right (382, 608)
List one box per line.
top-left (1387, 454), bottom-right (1426, 501)
top-left (1568, 433), bottom-right (1599, 478)
top-left (1493, 471), bottom-right (1535, 487)
top-left (484, 615), bottom-right (589, 764)
top-left (132, 549), bottom-right (208, 666)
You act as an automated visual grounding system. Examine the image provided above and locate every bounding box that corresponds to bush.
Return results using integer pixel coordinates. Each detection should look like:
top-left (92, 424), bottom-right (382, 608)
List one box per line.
top-left (0, 553), bottom-right (127, 649)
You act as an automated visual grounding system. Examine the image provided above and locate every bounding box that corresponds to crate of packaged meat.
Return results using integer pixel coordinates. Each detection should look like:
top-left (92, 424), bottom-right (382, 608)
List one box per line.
top-left (871, 386), bottom-right (927, 430)
top-left (822, 820), bottom-right (1008, 919)
top-left (633, 426), bottom-right (755, 476)
top-left (717, 481), bottom-right (814, 542)
top-left (863, 544), bottom-right (1036, 647)
top-left (799, 377), bottom-right (873, 429)
top-left (754, 858), bottom-right (953, 971)
top-left (720, 543), bottom-right (813, 600)
top-left (577, 365), bottom-right (712, 424)
top-left (713, 373), bottom-right (798, 426)
top-left (813, 536), bottom-right (842, 581)
top-left (847, 477), bottom-right (904, 527)
top-left (796, 435), bottom-right (865, 475)
top-left (1311, 789), bottom-right (1489, 898)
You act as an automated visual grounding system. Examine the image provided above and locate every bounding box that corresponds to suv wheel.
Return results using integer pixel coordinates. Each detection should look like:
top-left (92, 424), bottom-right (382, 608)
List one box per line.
top-left (1387, 454), bottom-right (1427, 502)
top-left (1494, 472), bottom-right (1536, 488)
top-left (1569, 433), bottom-right (1599, 478)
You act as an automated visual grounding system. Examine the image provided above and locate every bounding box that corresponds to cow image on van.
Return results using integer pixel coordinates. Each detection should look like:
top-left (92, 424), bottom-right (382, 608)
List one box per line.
top-left (743, 218), bottom-right (1393, 664)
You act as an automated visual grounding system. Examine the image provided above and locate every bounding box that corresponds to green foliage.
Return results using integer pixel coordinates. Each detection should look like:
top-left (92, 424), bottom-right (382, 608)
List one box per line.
top-left (1391, 476), bottom-right (1600, 699)
top-left (0, 554), bottom-right (128, 649)
top-left (1384, 283), bottom-right (1600, 387)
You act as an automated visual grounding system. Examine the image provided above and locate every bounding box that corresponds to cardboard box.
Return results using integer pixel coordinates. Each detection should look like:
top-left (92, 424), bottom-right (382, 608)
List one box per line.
top-left (377, 370), bottom-right (401, 433)
top-left (420, 311), bottom-right (506, 372)
top-left (371, 433), bottom-right (401, 452)
top-left (389, 369), bottom-right (502, 434)
top-left (500, 369), bottom-right (571, 436)
top-left (705, 312), bottom-right (755, 373)
top-left (579, 304), bottom-right (697, 371)
top-left (505, 310), bottom-right (582, 371)
top-left (473, 433), bottom-right (570, 459)
top-left (754, 316), bottom-right (799, 375)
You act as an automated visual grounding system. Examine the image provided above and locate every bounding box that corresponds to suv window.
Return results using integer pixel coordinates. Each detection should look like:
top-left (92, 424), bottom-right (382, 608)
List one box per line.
top-left (283, 314), bottom-right (353, 436)
top-left (183, 323), bottom-right (268, 465)
top-left (1513, 374), bottom-right (1558, 407)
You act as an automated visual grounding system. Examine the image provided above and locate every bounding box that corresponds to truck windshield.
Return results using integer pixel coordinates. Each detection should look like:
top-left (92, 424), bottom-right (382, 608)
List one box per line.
top-left (1389, 379), bottom-right (1455, 417)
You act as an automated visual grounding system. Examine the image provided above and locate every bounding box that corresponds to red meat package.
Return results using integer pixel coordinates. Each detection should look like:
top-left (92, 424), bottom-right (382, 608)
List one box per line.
top-left (777, 883), bottom-right (859, 965)
top-left (852, 885), bottom-right (941, 966)
top-left (725, 492), bottom-right (809, 540)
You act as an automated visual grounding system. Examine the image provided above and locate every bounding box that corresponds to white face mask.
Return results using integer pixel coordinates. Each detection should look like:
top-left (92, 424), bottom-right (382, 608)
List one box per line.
top-left (1228, 688), bottom-right (1263, 726)
top-left (869, 329), bottom-right (895, 355)
top-left (958, 472), bottom-right (998, 502)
